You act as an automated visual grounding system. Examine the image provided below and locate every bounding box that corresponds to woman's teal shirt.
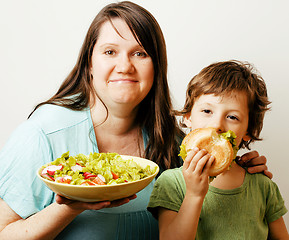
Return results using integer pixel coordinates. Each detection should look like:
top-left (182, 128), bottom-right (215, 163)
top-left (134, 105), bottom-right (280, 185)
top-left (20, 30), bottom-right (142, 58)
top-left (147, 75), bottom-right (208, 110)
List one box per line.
top-left (0, 104), bottom-right (158, 239)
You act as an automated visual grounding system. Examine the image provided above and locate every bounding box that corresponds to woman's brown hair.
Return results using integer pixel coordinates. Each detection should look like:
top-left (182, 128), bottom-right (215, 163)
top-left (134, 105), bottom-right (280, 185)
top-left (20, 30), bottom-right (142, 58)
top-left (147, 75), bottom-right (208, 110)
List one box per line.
top-left (175, 60), bottom-right (271, 149)
top-left (29, 1), bottom-right (184, 170)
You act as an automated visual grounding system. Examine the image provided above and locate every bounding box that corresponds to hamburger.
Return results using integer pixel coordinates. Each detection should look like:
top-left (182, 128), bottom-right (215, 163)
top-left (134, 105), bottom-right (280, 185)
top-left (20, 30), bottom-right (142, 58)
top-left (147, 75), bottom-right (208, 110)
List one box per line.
top-left (179, 127), bottom-right (239, 177)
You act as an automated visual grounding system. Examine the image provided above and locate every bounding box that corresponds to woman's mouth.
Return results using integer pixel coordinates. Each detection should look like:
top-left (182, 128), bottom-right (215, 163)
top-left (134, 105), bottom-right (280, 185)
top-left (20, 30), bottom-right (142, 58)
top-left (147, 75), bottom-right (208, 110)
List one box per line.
top-left (107, 79), bottom-right (138, 83)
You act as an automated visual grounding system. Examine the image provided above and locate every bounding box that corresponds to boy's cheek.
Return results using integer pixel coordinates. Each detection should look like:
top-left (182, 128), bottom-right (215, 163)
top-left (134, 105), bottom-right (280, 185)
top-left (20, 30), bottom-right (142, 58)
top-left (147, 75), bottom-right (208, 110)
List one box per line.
top-left (242, 134), bottom-right (251, 142)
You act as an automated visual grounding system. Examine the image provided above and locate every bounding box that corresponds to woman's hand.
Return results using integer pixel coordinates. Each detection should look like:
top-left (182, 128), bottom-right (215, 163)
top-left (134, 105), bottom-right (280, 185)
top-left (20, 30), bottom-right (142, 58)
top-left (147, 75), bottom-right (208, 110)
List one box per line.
top-left (182, 148), bottom-right (215, 198)
top-left (55, 194), bottom-right (137, 212)
top-left (235, 150), bottom-right (273, 179)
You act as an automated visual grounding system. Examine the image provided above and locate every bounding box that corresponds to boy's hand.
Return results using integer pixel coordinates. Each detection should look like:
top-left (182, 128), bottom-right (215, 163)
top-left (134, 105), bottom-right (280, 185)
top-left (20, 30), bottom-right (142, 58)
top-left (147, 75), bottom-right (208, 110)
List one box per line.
top-left (182, 147), bottom-right (215, 199)
top-left (235, 151), bottom-right (273, 179)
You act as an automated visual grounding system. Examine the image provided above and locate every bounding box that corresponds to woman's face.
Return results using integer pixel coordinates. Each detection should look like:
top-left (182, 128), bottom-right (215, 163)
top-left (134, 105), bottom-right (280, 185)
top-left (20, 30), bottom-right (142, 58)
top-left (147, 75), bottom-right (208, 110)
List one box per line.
top-left (90, 18), bottom-right (154, 110)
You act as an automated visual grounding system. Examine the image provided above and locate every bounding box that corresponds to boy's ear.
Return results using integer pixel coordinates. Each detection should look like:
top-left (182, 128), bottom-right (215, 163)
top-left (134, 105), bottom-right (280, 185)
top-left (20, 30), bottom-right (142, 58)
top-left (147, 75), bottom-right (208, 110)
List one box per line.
top-left (183, 113), bottom-right (192, 128)
top-left (242, 133), bottom-right (251, 142)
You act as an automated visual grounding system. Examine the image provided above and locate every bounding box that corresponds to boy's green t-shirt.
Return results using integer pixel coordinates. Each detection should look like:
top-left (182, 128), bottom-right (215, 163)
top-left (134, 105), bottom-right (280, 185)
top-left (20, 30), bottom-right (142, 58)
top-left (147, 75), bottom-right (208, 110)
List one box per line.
top-left (148, 167), bottom-right (288, 239)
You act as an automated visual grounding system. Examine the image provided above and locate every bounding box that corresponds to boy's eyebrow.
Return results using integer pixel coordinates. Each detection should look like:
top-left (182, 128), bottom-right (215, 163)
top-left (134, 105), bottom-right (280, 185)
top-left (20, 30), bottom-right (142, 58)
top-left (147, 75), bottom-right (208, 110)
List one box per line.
top-left (196, 102), bottom-right (244, 113)
top-left (196, 102), bottom-right (214, 107)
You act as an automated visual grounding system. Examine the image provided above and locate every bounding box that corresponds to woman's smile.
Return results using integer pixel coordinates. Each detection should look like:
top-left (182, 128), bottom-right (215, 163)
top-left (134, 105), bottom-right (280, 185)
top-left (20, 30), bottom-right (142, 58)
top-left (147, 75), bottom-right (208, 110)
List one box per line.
top-left (107, 78), bottom-right (138, 83)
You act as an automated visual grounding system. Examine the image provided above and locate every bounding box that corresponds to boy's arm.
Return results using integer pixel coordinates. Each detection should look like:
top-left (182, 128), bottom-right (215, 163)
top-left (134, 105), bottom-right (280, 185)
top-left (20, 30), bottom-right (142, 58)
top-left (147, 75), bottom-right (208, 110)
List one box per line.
top-left (158, 148), bottom-right (214, 240)
top-left (158, 195), bottom-right (203, 240)
top-left (268, 217), bottom-right (289, 240)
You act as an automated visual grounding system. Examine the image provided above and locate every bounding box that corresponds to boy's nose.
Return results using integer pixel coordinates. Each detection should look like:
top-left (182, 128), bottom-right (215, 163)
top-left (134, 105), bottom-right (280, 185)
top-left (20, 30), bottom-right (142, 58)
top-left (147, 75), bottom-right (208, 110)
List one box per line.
top-left (210, 119), bottom-right (225, 133)
top-left (116, 55), bottom-right (134, 74)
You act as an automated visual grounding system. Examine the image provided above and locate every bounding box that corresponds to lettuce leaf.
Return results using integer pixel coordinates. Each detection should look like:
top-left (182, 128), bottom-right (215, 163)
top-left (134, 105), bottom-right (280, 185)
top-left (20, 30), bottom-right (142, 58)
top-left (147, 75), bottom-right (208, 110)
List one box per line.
top-left (220, 130), bottom-right (239, 158)
top-left (178, 144), bottom-right (188, 160)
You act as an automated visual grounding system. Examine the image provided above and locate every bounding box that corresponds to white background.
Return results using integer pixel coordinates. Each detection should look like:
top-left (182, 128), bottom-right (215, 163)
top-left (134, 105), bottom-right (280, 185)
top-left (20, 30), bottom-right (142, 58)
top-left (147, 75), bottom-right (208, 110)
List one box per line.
top-left (1, 0), bottom-right (288, 228)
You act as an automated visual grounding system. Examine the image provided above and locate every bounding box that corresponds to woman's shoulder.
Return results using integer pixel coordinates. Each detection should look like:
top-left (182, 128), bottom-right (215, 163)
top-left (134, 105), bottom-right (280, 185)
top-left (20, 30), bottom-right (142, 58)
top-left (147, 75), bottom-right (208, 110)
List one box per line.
top-left (29, 104), bottom-right (90, 134)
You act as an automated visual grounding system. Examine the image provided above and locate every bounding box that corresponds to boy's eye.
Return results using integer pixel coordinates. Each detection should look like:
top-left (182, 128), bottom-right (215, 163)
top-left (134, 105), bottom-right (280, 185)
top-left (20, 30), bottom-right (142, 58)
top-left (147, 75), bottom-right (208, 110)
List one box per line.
top-left (227, 115), bottom-right (239, 121)
top-left (202, 109), bottom-right (211, 114)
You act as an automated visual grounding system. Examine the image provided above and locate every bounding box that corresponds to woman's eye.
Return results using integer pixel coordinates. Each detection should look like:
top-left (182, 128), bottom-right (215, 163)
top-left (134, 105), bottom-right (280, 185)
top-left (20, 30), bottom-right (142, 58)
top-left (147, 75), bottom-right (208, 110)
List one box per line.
top-left (134, 51), bottom-right (147, 57)
top-left (104, 50), bottom-right (115, 55)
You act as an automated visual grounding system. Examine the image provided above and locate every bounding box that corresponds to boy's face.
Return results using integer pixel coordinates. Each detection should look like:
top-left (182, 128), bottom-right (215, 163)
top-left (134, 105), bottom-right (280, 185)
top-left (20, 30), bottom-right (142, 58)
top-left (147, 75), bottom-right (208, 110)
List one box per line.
top-left (184, 91), bottom-right (251, 147)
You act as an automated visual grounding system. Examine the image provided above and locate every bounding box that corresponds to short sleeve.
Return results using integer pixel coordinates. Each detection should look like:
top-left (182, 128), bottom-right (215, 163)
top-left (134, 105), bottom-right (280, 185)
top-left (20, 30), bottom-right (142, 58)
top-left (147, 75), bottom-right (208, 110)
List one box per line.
top-left (265, 180), bottom-right (288, 223)
top-left (147, 168), bottom-right (185, 219)
top-left (0, 120), bottom-right (54, 219)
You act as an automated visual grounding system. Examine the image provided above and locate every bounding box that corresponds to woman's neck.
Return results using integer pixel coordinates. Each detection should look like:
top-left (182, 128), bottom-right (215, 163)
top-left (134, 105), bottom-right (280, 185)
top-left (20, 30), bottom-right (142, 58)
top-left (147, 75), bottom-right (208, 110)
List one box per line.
top-left (89, 100), bottom-right (144, 156)
top-left (209, 162), bottom-right (246, 190)
top-left (90, 98), bottom-right (139, 132)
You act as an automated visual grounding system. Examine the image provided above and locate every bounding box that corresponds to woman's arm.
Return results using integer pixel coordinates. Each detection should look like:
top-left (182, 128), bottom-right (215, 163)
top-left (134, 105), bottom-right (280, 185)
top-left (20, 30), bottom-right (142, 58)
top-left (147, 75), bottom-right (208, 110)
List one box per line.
top-left (236, 150), bottom-right (273, 179)
top-left (0, 197), bottom-right (85, 240)
top-left (0, 195), bottom-right (135, 240)
top-left (268, 217), bottom-right (289, 240)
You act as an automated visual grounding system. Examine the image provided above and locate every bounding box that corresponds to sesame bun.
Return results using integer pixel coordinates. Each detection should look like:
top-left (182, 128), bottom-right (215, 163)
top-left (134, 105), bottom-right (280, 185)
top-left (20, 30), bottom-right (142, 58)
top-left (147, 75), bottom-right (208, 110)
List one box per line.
top-left (181, 127), bottom-right (235, 176)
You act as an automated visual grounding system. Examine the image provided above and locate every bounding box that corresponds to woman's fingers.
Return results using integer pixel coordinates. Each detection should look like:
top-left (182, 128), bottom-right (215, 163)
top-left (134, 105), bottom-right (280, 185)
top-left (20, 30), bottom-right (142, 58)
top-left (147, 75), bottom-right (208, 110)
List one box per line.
top-left (55, 194), bottom-right (137, 210)
top-left (56, 195), bottom-right (111, 210)
top-left (83, 201), bottom-right (111, 210)
top-left (236, 151), bottom-right (273, 179)
top-left (247, 164), bottom-right (273, 179)
top-left (238, 150), bottom-right (266, 167)
top-left (239, 150), bottom-right (260, 163)
top-left (263, 170), bottom-right (273, 179)
top-left (107, 194), bottom-right (137, 208)
top-left (55, 195), bottom-right (72, 204)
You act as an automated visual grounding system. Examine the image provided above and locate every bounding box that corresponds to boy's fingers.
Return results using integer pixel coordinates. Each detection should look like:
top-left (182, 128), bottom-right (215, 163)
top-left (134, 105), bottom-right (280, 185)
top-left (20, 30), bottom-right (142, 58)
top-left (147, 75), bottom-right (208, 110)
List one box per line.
top-left (203, 156), bottom-right (215, 175)
top-left (187, 148), bottom-right (209, 172)
top-left (183, 147), bottom-right (199, 170)
top-left (194, 152), bottom-right (211, 174)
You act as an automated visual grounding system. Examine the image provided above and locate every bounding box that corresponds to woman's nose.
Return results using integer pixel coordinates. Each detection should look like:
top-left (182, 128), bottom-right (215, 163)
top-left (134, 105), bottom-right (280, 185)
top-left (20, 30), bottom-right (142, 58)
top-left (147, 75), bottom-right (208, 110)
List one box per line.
top-left (115, 54), bottom-right (134, 74)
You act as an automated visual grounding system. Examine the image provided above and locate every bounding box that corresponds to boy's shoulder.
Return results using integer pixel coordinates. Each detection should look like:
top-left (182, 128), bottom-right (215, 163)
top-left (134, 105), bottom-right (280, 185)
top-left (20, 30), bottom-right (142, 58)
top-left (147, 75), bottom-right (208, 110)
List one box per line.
top-left (156, 167), bottom-right (185, 188)
top-left (247, 172), bottom-right (272, 182)
top-left (159, 167), bottom-right (183, 179)
top-left (246, 172), bottom-right (277, 190)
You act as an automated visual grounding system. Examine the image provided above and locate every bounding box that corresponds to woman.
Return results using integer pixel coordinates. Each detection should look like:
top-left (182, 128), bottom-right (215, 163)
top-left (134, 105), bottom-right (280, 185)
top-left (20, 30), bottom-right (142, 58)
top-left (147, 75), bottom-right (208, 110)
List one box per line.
top-left (0, 1), bottom-right (270, 239)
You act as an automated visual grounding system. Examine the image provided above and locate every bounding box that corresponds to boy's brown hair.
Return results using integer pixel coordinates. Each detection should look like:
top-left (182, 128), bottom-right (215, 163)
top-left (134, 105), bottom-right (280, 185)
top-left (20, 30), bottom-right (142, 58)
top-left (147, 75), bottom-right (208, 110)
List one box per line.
top-left (176, 60), bottom-right (271, 149)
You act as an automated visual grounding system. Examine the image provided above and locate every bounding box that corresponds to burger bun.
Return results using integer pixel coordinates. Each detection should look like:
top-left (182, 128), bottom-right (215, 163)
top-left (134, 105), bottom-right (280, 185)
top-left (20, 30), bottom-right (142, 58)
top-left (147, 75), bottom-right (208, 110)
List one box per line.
top-left (181, 127), bottom-right (234, 176)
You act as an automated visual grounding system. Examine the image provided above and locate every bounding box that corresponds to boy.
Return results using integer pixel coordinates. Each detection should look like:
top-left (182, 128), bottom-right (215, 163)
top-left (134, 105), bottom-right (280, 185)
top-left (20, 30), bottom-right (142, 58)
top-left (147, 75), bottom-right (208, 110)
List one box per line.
top-left (147, 60), bottom-right (289, 239)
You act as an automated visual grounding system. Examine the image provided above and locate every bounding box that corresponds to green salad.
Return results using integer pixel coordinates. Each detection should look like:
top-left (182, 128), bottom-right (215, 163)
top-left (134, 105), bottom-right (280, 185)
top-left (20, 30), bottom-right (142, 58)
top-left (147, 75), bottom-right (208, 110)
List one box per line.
top-left (40, 152), bottom-right (157, 186)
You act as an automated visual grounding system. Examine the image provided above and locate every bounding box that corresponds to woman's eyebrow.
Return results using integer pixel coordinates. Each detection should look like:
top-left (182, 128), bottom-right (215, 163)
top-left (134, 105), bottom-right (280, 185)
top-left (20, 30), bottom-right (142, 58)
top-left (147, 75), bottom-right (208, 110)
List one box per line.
top-left (98, 43), bottom-right (118, 48)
